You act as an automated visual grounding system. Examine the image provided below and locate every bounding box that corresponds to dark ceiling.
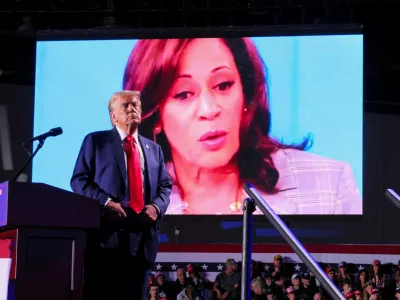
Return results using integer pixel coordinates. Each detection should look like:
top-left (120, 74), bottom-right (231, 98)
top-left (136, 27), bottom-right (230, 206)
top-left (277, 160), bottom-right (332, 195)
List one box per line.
top-left (0, 0), bottom-right (399, 113)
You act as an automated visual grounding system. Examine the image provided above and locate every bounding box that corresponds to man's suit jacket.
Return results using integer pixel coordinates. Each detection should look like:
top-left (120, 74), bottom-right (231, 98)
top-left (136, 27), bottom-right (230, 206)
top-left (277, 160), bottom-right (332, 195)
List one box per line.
top-left (70, 127), bottom-right (172, 263)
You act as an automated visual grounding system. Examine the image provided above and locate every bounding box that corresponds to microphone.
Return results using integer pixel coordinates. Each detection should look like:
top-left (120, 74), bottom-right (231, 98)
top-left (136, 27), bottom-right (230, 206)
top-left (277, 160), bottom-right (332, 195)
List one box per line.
top-left (25, 127), bottom-right (63, 143)
top-left (385, 189), bottom-right (400, 209)
top-left (10, 127), bottom-right (63, 182)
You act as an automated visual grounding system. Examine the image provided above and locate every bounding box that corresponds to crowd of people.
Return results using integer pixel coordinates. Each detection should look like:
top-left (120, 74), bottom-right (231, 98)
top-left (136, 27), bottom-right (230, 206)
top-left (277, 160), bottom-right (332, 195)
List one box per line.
top-left (147, 256), bottom-right (400, 300)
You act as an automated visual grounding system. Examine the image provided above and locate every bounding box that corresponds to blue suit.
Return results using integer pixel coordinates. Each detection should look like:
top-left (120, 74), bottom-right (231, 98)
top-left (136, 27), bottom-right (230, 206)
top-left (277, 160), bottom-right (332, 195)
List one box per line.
top-left (70, 127), bottom-right (171, 299)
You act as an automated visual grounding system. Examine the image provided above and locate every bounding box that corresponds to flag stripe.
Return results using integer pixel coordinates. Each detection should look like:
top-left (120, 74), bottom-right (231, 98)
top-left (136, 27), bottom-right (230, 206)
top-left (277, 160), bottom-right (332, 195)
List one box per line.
top-left (157, 243), bottom-right (400, 254)
top-left (155, 252), bottom-right (400, 264)
top-left (153, 252), bottom-right (400, 282)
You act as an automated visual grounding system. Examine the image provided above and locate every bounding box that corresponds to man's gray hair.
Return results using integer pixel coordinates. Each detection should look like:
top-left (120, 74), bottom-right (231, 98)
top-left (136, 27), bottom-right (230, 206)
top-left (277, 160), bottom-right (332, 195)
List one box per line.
top-left (108, 90), bottom-right (141, 126)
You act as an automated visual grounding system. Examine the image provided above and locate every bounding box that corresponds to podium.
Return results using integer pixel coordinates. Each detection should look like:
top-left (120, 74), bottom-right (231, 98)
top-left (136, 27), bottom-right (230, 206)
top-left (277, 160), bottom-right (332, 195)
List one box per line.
top-left (0, 181), bottom-right (99, 300)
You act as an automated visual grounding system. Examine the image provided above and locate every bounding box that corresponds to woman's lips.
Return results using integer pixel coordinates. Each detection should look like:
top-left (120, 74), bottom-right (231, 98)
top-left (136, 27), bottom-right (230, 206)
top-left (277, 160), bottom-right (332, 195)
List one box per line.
top-left (199, 130), bottom-right (228, 151)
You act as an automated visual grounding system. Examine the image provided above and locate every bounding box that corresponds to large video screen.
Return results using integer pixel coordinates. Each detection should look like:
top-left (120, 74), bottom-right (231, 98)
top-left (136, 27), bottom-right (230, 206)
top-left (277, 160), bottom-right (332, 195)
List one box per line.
top-left (33, 33), bottom-right (363, 215)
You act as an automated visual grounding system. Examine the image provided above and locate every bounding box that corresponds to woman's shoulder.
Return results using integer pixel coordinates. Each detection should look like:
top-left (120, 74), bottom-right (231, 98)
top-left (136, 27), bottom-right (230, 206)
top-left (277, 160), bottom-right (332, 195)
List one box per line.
top-left (275, 148), bottom-right (351, 170)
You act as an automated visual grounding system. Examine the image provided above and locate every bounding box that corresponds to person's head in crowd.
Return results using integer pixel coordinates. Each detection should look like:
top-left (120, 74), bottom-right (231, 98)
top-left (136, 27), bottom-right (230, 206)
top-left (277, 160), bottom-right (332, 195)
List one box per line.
top-left (149, 284), bottom-right (159, 299)
top-left (395, 286), bottom-right (400, 300)
top-left (342, 278), bottom-right (353, 294)
top-left (286, 286), bottom-right (295, 300)
top-left (358, 268), bottom-right (369, 284)
top-left (326, 266), bottom-right (336, 281)
top-left (339, 261), bottom-right (347, 272)
top-left (313, 292), bottom-right (322, 300)
top-left (264, 273), bottom-right (273, 287)
top-left (370, 288), bottom-right (379, 298)
top-left (176, 268), bottom-right (186, 284)
top-left (187, 265), bottom-right (196, 278)
top-left (337, 261), bottom-right (349, 282)
top-left (251, 259), bottom-right (256, 270)
top-left (302, 272), bottom-right (311, 288)
top-left (353, 289), bottom-right (362, 300)
top-left (148, 273), bottom-right (156, 287)
top-left (368, 289), bottom-right (381, 300)
top-left (156, 273), bottom-right (165, 286)
top-left (251, 277), bottom-right (264, 295)
top-left (184, 283), bottom-right (195, 298)
top-left (225, 258), bottom-right (236, 274)
top-left (372, 260), bottom-right (381, 274)
top-left (345, 291), bottom-right (355, 300)
top-left (291, 273), bottom-right (301, 288)
top-left (365, 281), bottom-right (373, 295)
top-left (266, 289), bottom-right (275, 300)
top-left (273, 255), bottom-right (282, 269)
top-left (395, 269), bottom-right (400, 283)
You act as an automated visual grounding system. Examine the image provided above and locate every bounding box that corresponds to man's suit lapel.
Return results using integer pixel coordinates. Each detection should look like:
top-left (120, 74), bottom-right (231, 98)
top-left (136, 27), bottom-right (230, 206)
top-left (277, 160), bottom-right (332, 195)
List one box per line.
top-left (139, 135), bottom-right (152, 200)
top-left (108, 128), bottom-right (127, 184)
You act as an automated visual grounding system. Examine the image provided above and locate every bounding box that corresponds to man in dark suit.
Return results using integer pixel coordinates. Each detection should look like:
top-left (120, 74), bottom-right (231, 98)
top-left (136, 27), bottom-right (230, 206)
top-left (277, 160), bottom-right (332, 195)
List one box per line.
top-left (70, 90), bottom-right (172, 300)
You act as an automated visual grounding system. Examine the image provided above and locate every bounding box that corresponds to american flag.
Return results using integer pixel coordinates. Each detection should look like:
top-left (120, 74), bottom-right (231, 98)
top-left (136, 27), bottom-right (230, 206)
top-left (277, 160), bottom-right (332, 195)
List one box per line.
top-left (153, 243), bottom-right (400, 282)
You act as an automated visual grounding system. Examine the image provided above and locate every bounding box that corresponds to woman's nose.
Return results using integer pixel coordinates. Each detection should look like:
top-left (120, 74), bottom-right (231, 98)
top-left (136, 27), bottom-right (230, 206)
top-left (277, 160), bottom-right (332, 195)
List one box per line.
top-left (197, 92), bottom-right (221, 120)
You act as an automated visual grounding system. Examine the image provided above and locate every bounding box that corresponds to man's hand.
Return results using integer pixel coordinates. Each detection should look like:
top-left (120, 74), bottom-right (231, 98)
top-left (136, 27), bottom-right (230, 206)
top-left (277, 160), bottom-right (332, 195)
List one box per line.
top-left (105, 200), bottom-right (127, 219)
top-left (144, 204), bottom-right (158, 221)
top-left (221, 291), bottom-right (229, 299)
top-left (215, 290), bottom-right (222, 299)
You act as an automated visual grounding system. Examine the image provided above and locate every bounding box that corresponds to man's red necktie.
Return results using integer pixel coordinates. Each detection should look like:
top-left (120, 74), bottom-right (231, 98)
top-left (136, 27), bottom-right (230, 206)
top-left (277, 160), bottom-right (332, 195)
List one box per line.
top-left (124, 135), bottom-right (144, 213)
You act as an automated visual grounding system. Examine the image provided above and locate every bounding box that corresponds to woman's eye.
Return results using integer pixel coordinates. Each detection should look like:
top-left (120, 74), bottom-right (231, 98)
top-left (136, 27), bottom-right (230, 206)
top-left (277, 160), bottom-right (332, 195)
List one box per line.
top-left (214, 81), bottom-right (234, 91)
top-left (173, 91), bottom-right (192, 100)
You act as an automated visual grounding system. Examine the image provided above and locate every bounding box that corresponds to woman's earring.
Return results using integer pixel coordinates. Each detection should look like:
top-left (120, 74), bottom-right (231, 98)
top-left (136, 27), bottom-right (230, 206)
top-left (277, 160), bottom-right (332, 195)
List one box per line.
top-left (244, 108), bottom-right (247, 112)
top-left (153, 125), bottom-right (162, 142)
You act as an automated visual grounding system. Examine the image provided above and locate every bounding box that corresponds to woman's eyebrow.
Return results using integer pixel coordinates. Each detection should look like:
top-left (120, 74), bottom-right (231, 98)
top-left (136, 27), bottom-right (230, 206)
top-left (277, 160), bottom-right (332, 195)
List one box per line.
top-left (176, 65), bottom-right (231, 78)
top-left (211, 65), bottom-right (231, 73)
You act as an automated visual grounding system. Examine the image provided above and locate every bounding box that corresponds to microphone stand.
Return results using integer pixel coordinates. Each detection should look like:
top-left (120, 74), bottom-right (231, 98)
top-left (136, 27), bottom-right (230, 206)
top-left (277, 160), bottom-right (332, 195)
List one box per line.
top-left (243, 183), bottom-right (346, 300)
top-left (10, 139), bottom-right (45, 182)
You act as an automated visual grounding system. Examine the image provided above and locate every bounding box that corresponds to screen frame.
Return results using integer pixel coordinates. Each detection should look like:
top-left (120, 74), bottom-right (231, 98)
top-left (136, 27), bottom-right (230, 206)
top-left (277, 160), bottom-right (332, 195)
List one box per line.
top-left (34, 24), bottom-right (364, 224)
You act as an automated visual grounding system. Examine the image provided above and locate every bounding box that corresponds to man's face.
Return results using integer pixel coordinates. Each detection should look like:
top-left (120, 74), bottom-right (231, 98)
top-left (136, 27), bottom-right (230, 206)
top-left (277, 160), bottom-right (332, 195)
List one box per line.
top-left (177, 269), bottom-right (185, 282)
top-left (292, 277), bottom-right (300, 286)
top-left (313, 293), bottom-right (321, 300)
top-left (185, 286), bottom-right (193, 297)
top-left (111, 95), bottom-right (142, 130)
top-left (149, 286), bottom-right (158, 297)
top-left (273, 258), bottom-right (282, 268)
top-left (226, 264), bottom-right (235, 273)
top-left (343, 283), bottom-right (352, 293)
top-left (328, 271), bottom-right (335, 279)
top-left (302, 278), bottom-right (310, 287)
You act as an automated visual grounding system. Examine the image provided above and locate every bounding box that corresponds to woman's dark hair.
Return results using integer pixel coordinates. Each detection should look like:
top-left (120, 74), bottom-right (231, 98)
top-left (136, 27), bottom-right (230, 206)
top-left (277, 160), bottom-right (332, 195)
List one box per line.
top-left (123, 38), bottom-right (311, 193)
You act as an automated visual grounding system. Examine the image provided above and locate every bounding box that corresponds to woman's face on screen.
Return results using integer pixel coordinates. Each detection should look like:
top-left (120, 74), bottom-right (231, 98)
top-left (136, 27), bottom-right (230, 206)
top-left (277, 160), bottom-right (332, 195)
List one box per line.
top-left (160, 38), bottom-right (244, 169)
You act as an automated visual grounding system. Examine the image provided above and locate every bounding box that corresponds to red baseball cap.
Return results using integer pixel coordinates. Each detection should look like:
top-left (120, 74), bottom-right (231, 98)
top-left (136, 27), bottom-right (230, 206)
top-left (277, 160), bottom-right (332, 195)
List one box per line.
top-left (372, 260), bottom-right (381, 266)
